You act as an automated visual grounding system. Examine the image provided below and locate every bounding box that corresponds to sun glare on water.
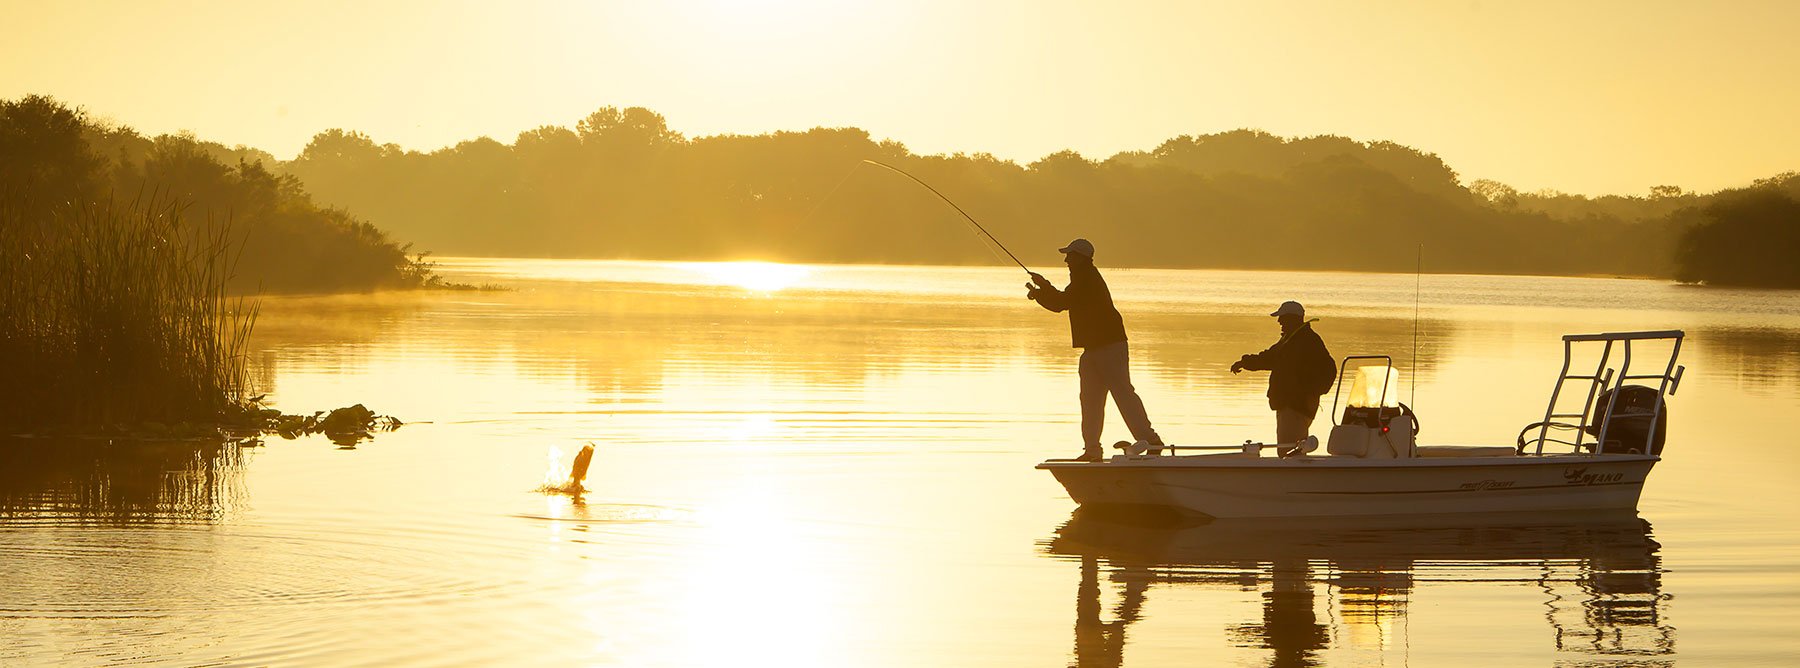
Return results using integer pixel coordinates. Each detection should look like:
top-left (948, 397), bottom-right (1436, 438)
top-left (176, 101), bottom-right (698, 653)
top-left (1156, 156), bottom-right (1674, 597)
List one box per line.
top-left (684, 261), bottom-right (811, 293)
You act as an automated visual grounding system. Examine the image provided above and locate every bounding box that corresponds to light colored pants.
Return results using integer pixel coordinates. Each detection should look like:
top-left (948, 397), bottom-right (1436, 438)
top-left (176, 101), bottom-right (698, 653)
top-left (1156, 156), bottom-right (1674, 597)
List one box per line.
top-left (1079, 341), bottom-right (1159, 452)
top-left (1276, 405), bottom-right (1318, 447)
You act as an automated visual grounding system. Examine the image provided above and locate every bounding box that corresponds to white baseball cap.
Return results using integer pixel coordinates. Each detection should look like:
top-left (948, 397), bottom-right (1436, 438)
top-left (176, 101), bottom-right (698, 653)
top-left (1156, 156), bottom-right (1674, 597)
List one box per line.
top-left (1058, 238), bottom-right (1095, 258)
top-left (1270, 301), bottom-right (1305, 317)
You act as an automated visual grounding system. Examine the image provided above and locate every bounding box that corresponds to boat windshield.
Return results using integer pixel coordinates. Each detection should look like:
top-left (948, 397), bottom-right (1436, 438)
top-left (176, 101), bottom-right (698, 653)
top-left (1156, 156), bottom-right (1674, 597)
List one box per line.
top-left (1345, 364), bottom-right (1402, 408)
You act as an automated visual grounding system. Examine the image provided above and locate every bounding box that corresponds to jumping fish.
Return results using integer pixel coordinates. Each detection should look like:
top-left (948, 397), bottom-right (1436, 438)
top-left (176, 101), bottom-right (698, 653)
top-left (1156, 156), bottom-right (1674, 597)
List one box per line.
top-left (568, 443), bottom-right (595, 491)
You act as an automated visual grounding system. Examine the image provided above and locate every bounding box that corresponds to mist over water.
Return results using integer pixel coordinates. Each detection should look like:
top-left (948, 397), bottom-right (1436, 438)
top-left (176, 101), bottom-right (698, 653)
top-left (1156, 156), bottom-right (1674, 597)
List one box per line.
top-left (4, 259), bottom-right (1798, 666)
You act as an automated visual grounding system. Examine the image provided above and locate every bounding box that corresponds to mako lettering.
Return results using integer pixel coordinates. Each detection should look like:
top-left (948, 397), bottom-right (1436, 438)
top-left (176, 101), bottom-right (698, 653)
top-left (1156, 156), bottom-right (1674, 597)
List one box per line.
top-left (1564, 468), bottom-right (1626, 486)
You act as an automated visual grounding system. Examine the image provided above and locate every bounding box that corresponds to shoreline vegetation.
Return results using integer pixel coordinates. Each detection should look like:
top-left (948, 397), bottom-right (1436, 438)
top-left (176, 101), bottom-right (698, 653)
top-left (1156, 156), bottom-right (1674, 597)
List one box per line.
top-left (0, 177), bottom-right (403, 443)
top-left (1, 94), bottom-right (419, 439)
top-left (0, 183), bottom-right (401, 443)
top-left (280, 106), bottom-right (1799, 288)
top-left (0, 192), bottom-right (256, 431)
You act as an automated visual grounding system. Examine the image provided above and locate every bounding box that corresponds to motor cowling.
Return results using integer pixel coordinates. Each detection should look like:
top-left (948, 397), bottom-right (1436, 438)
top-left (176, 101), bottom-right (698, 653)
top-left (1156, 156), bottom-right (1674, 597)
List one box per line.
top-left (1585, 385), bottom-right (1668, 455)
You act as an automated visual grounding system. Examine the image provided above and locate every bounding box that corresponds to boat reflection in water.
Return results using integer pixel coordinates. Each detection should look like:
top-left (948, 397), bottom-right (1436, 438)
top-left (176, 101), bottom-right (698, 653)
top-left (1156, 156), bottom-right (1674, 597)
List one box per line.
top-left (1043, 509), bottom-right (1674, 667)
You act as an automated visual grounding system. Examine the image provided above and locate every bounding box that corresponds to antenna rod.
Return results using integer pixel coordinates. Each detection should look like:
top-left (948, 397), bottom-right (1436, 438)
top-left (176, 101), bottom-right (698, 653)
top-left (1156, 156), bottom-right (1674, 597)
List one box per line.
top-left (1412, 243), bottom-right (1422, 408)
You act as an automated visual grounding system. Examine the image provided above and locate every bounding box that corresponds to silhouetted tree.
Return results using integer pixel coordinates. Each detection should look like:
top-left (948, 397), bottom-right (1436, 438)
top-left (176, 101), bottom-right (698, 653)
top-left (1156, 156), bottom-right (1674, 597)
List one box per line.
top-left (0, 95), bottom-right (104, 217)
top-left (1675, 189), bottom-right (1800, 287)
top-left (1469, 179), bottom-right (1520, 209)
top-left (1, 95), bottom-right (437, 293)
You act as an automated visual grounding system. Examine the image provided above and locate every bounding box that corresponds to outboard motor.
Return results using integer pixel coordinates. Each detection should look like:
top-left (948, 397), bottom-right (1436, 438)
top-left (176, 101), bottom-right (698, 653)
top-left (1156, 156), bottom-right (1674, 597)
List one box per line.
top-left (1585, 385), bottom-right (1668, 455)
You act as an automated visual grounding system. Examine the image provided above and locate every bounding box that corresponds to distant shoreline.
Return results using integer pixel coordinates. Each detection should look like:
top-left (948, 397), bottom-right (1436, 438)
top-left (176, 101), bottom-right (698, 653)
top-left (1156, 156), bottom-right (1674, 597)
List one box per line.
top-left (428, 254), bottom-right (1675, 284)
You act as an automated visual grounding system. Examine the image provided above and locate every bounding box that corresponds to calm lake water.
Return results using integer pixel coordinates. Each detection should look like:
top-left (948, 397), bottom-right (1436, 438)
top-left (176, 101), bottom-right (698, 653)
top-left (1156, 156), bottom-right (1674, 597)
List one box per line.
top-left (5, 259), bottom-right (1800, 666)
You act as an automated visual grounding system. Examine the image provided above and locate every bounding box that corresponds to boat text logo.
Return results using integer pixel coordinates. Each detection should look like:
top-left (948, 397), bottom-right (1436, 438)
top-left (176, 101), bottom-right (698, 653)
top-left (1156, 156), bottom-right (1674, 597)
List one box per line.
top-left (1458, 479), bottom-right (1515, 491)
top-left (1563, 467), bottom-right (1624, 486)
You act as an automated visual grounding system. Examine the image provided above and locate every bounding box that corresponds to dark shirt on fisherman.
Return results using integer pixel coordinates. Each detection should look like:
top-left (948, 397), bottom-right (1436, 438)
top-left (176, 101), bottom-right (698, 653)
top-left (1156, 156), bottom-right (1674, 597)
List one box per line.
top-left (1239, 323), bottom-right (1336, 412)
top-left (1031, 263), bottom-right (1128, 349)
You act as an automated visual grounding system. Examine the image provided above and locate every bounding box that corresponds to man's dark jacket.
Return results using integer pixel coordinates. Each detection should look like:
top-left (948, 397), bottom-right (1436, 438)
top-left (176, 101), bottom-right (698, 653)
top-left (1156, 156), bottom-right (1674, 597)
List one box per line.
top-left (1030, 263), bottom-right (1127, 349)
top-left (1239, 323), bottom-right (1336, 412)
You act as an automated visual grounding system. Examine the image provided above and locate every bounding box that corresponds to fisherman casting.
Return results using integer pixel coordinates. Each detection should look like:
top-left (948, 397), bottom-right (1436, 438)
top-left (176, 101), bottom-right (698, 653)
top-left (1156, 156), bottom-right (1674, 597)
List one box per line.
top-left (1027, 238), bottom-right (1164, 462)
top-left (1231, 301), bottom-right (1337, 455)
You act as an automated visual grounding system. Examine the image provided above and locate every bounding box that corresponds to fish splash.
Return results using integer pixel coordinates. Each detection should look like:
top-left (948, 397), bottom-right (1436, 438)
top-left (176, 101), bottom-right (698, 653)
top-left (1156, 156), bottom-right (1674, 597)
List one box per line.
top-left (536, 442), bottom-right (596, 495)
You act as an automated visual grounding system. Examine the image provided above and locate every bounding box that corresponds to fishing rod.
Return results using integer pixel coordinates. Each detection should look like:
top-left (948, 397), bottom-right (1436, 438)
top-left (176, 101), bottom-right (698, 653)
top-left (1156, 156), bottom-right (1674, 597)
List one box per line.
top-left (859, 159), bottom-right (1034, 276)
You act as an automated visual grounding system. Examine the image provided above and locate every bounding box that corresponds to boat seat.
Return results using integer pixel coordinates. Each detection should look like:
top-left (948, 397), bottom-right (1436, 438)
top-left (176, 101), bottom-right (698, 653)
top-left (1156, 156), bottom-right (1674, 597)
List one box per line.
top-left (1326, 415), bottom-right (1416, 459)
top-left (1415, 445), bottom-right (1517, 458)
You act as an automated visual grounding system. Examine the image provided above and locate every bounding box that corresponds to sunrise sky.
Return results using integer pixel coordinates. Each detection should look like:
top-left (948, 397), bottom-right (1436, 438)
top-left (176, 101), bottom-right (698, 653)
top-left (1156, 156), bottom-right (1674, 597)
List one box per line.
top-left (4, 0), bottom-right (1795, 196)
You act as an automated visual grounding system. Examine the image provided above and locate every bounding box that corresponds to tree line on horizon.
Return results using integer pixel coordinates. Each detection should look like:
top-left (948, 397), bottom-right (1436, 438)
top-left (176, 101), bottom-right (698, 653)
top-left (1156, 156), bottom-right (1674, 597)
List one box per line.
top-left (7, 94), bottom-right (1792, 288)
top-left (277, 105), bottom-right (1799, 284)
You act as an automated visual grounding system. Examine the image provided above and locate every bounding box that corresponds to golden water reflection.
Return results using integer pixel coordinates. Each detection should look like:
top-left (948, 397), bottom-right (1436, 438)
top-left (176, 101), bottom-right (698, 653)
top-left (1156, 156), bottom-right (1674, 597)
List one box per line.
top-left (5, 260), bottom-right (1798, 665)
top-left (1047, 510), bottom-right (1672, 667)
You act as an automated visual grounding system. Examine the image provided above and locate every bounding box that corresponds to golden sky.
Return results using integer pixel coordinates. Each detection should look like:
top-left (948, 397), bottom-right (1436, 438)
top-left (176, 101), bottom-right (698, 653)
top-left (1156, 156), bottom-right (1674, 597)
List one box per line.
top-left (3, 0), bottom-right (1795, 196)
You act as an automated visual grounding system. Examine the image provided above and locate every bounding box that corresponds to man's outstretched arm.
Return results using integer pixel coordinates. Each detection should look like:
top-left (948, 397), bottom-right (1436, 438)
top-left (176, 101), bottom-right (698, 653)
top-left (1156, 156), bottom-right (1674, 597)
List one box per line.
top-left (1027, 272), bottom-right (1070, 312)
top-left (1232, 343), bottom-right (1281, 373)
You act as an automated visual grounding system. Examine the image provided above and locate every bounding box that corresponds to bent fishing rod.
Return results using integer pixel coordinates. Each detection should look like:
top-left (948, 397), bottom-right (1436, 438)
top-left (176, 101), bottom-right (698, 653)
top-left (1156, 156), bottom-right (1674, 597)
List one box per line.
top-left (858, 159), bottom-right (1035, 277)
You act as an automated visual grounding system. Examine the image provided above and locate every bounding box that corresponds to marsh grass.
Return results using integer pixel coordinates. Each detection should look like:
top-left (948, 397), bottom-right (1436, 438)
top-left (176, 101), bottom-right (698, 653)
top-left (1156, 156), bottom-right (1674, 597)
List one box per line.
top-left (0, 192), bottom-right (259, 432)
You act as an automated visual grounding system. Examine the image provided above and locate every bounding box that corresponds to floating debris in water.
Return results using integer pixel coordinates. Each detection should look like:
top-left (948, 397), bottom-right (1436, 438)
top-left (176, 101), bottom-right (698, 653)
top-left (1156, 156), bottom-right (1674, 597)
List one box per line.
top-left (224, 402), bottom-right (404, 448)
top-left (6, 402), bottom-right (403, 447)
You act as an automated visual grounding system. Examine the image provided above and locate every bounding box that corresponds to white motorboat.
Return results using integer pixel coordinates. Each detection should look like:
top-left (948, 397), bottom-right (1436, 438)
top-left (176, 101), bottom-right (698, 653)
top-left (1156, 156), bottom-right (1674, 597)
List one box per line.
top-left (1038, 330), bottom-right (1684, 519)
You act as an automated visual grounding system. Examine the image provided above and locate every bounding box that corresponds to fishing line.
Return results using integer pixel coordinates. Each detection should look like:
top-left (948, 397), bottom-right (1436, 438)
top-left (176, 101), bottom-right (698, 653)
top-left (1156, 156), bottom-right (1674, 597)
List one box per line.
top-left (796, 163), bottom-right (861, 230)
top-left (859, 159), bottom-right (1034, 276)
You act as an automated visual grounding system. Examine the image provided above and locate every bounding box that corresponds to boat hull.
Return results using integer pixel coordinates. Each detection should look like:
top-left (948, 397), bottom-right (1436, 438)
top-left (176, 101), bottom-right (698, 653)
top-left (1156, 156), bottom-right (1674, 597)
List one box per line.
top-left (1037, 454), bottom-right (1658, 519)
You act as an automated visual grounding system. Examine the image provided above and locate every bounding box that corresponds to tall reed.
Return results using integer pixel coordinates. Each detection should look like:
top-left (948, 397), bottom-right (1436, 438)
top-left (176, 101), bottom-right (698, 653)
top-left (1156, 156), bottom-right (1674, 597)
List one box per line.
top-left (0, 191), bottom-right (259, 432)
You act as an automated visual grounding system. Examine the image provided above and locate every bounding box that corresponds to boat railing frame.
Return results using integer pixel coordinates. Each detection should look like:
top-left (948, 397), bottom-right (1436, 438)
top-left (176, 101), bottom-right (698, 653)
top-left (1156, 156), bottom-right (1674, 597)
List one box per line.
top-left (1529, 330), bottom-right (1685, 456)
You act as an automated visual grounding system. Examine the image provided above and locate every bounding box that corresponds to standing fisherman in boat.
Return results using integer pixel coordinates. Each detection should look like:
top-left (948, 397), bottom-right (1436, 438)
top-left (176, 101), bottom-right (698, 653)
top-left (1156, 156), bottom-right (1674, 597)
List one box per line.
top-left (1232, 301), bottom-right (1337, 454)
top-left (1026, 238), bottom-right (1165, 462)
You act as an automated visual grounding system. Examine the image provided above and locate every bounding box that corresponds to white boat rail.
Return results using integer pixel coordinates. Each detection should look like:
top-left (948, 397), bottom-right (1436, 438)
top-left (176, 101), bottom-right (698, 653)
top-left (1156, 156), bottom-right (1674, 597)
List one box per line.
top-left (1524, 330), bottom-right (1685, 456)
